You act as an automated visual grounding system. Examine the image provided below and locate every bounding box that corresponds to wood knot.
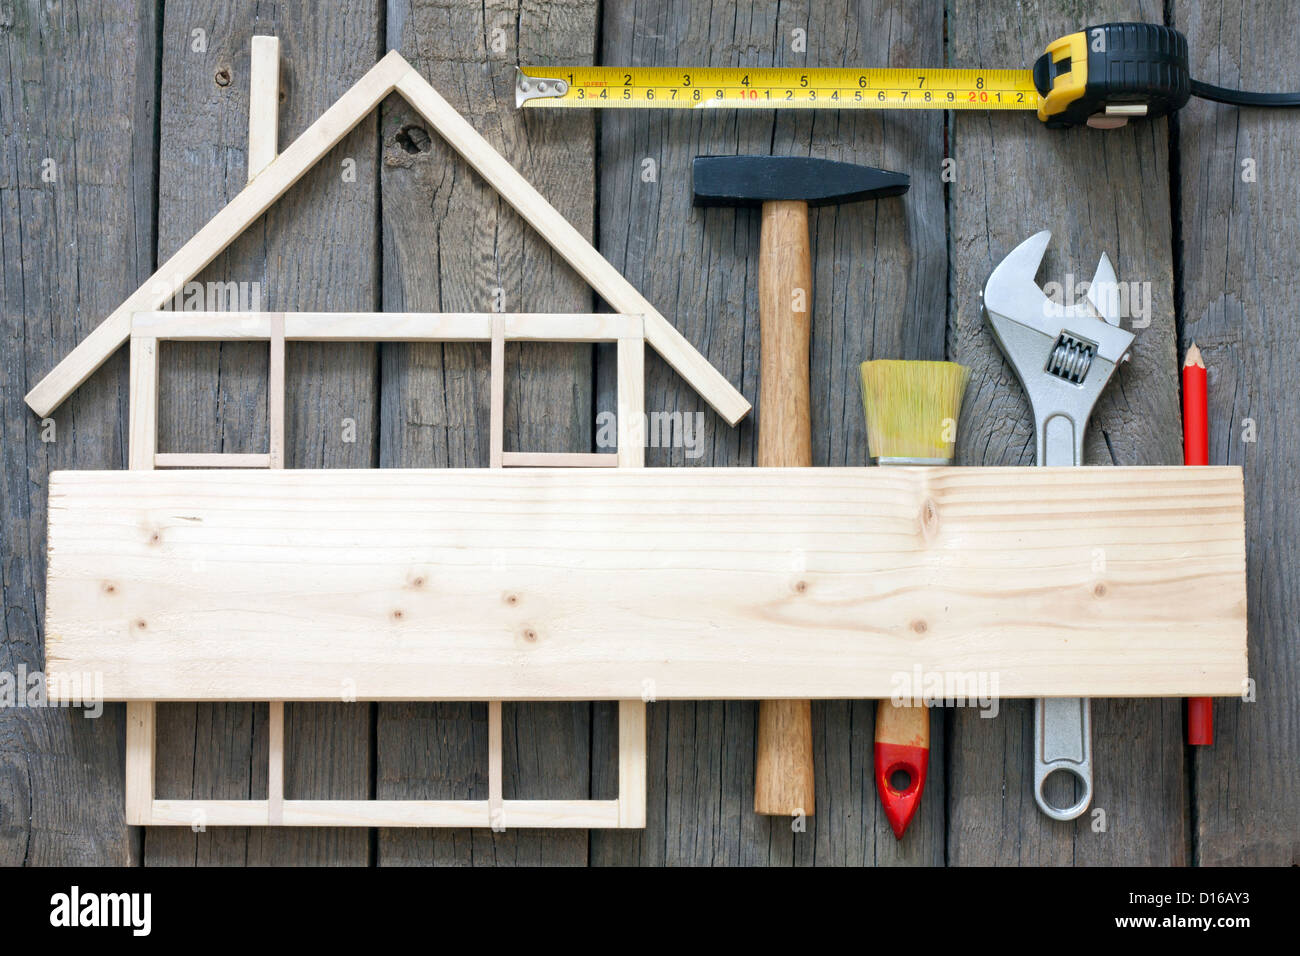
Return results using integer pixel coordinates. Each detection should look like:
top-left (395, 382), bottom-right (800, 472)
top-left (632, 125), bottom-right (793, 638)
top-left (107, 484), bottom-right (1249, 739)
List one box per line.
top-left (214, 67), bottom-right (232, 87)
top-left (147, 530), bottom-right (162, 545)
top-left (910, 619), bottom-right (928, 635)
top-left (793, 580), bottom-right (808, 594)
top-left (919, 497), bottom-right (940, 539)
top-left (1093, 582), bottom-right (1108, 598)
top-left (407, 573), bottom-right (426, 589)
top-left (134, 619), bottom-right (147, 631)
top-left (521, 627), bottom-right (538, 643)
top-left (101, 581), bottom-right (117, 595)
top-left (390, 608), bottom-right (405, 622)
top-left (503, 592), bottom-right (520, 606)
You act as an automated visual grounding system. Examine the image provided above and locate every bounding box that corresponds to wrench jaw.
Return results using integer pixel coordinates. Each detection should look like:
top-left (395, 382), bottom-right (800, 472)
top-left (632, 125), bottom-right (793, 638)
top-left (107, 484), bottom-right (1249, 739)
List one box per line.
top-left (981, 231), bottom-right (1136, 822)
top-left (980, 231), bottom-right (1135, 468)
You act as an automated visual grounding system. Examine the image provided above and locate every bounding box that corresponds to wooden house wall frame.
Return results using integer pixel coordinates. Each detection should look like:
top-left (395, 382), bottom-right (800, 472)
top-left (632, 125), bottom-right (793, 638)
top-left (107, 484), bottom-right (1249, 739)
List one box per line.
top-left (34, 40), bottom-right (1249, 831)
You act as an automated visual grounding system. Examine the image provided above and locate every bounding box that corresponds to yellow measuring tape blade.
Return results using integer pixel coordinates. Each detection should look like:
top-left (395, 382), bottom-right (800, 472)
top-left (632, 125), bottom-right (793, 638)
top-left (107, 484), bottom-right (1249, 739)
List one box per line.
top-left (516, 66), bottom-right (1040, 110)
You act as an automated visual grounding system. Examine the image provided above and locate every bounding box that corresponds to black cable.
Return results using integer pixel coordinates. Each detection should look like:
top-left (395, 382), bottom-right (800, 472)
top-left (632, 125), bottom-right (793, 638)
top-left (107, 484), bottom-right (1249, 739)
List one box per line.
top-left (1190, 78), bottom-right (1300, 107)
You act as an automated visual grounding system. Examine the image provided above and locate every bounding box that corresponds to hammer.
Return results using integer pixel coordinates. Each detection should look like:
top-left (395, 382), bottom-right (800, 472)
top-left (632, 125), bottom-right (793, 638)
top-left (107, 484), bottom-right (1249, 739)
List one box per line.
top-left (693, 155), bottom-right (909, 816)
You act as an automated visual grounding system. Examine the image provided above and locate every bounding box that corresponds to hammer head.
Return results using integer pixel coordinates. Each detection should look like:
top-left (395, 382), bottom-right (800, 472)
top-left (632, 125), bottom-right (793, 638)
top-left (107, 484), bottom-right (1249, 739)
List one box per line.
top-left (693, 155), bottom-right (909, 208)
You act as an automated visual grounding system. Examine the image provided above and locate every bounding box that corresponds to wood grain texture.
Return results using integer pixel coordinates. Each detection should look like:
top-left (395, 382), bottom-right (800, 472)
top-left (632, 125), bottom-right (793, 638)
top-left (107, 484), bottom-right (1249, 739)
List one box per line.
top-left (0, 0), bottom-right (157, 865)
top-left (147, 0), bottom-right (380, 866)
top-left (376, 0), bottom-right (598, 866)
top-left (1174, 0), bottom-right (1300, 866)
top-left (45, 466), bottom-right (1246, 699)
top-left (754, 199), bottom-right (815, 815)
top-left (946, 0), bottom-right (1187, 865)
top-left (593, 0), bottom-right (947, 866)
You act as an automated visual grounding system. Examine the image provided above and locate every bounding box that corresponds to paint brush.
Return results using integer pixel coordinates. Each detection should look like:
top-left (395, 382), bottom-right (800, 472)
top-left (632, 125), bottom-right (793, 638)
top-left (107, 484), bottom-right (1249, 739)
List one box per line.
top-left (860, 359), bottom-right (970, 838)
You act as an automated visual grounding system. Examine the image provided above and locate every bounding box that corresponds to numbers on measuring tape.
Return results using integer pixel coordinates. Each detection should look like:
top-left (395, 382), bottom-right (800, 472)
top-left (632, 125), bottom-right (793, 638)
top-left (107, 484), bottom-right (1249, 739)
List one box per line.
top-left (518, 67), bottom-right (1042, 111)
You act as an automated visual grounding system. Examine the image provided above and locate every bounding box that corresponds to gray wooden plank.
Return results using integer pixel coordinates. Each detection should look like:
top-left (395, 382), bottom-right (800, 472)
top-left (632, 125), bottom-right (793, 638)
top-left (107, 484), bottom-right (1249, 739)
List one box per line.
top-left (591, 0), bottom-right (946, 866)
top-left (946, 0), bottom-right (1186, 865)
top-left (0, 0), bottom-right (157, 865)
top-left (1174, 0), bottom-right (1300, 866)
top-left (147, 0), bottom-right (380, 866)
top-left (375, 0), bottom-right (597, 865)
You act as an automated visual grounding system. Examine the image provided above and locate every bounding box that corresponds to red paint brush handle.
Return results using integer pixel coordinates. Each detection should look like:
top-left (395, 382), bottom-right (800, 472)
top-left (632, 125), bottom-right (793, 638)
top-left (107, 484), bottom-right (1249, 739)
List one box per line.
top-left (1183, 348), bottom-right (1213, 745)
top-left (874, 700), bottom-right (929, 838)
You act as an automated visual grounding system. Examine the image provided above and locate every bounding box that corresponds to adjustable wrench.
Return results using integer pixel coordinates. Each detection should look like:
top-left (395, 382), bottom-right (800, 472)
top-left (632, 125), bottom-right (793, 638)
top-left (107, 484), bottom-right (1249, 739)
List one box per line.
top-left (980, 230), bottom-right (1135, 821)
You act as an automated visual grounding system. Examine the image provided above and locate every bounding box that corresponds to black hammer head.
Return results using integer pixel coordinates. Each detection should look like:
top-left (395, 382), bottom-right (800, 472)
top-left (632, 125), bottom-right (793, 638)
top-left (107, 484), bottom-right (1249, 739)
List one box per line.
top-left (692, 155), bottom-right (909, 208)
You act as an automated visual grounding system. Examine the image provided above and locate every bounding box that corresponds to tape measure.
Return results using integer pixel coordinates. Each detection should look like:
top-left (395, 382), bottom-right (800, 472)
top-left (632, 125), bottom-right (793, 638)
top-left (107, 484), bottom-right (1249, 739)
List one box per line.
top-left (518, 22), bottom-right (1300, 129)
top-left (516, 66), bottom-right (1040, 113)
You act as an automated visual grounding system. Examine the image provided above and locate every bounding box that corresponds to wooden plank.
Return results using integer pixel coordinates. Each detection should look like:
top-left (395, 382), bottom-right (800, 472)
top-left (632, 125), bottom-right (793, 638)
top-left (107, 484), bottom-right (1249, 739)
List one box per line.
top-left (133, 311), bottom-right (638, 342)
top-left (616, 336), bottom-right (646, 468)
top-left (1175, 0), bottom-right (1300, 865)
top-left (268, 315), bottom-right (285, 468)
top-left (946, 0), bottom-right (1186, 865)
top-left (0, 0), bottom-right (156, 865)
top-left (145, 1), bottom-right (381, 868)
top-left (267, 701), bottom-right (284, 825)
top-left (125, 703), bottom-right (157, 826)
top-left (592, 0), bottom-right (947, 866)
top-left (23, 50), bottom-right (407, 418)
top-left (128, 337), bottom-right (159, 470)
top-left (491, 316), bottom-right (505, 469)
top-left (500, 313), bottom-right (640, 341)
top-left (376, 0), bottom-right (599, 867)
top-left (488, 701), bottom-right (503, 827)
top-left (500, 452), bottom-right (617, 467)
top-left (45, 466), bottom-right (1246, 701)
top-left (154, 453), bottom-right (272, 469)
top-left (247, 36), bottom-right (281, 181)
top-left (618, 702), bottom-right (647, 828)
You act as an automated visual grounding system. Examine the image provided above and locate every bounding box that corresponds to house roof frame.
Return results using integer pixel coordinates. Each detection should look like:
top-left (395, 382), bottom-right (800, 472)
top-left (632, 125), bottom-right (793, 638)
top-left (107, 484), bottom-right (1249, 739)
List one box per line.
top-left (25, 50), bottom-right (751, 426)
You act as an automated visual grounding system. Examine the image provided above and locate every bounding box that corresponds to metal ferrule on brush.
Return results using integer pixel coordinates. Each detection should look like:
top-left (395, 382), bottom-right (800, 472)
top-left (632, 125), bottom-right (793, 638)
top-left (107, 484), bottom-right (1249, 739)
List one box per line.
top-left (873, 456), bottom-right (950, 466)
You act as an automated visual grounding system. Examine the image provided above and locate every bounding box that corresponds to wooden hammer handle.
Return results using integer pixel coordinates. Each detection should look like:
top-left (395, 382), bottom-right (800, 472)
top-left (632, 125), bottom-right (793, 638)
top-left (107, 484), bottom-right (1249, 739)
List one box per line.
top-left (753, 199), bottom-right (815, 816)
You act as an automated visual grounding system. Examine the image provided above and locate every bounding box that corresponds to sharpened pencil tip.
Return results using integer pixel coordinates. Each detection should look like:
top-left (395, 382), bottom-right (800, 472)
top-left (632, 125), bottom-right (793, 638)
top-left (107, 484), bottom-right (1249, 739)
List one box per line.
top-left (1184, 343), bottom-right (1205, 368)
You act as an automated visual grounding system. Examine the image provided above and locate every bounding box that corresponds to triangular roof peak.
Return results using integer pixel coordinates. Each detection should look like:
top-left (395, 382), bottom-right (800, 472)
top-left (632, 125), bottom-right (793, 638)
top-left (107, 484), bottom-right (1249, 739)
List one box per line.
top-left (27, 48), bottom-right (750, 426)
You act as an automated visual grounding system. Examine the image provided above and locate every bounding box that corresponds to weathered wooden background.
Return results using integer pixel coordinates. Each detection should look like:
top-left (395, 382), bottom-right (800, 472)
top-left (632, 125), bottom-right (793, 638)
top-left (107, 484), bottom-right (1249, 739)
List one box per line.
top-left (1, 0), bottom-right (1295, 865)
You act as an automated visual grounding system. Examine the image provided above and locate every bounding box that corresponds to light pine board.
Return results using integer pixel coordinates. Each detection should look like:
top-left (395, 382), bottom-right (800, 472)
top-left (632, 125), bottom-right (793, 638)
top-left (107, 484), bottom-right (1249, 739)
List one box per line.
top-left (45, 466), bottom-right (1246, 700)
top-left (1175, 0), bottom-right (1300, 866)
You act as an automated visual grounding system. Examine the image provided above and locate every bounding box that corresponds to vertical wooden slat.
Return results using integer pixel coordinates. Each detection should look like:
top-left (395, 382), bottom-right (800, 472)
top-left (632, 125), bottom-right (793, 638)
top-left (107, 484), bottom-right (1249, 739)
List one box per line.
top-left (618, 700), bottom-right (647, 828)
top-left (128, 335), bottom-right (158, 470)
top-left (247, 35), bottom-right (280, 182)
top-left (267, 701), bottom-right (284, 825)
top-left (488, 700), bottom-right (503, 828)
top-left (268, 313), bottom-right (286, 468)
top-left (126, 332), bottom-right (159, 827)
top-left (616, 332), bottom-right (645, 467)
top-left (124, 702), bottom-right (156, 826)
top-left (490, 315), bottom-right (505, 468)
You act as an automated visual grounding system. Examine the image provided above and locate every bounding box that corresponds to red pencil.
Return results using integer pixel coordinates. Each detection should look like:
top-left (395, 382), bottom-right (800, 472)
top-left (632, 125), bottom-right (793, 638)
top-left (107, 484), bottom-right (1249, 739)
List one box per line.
top-left (1183, 344), bottom-right (1213, 745)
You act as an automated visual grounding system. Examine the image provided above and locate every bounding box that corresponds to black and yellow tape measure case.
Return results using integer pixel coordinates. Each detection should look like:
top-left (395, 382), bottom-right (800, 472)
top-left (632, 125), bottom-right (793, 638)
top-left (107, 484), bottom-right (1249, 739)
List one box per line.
top-left (1034, 22), bottom-right (1190, 127)
top-left (519, 20), bottom-right (1298, 128)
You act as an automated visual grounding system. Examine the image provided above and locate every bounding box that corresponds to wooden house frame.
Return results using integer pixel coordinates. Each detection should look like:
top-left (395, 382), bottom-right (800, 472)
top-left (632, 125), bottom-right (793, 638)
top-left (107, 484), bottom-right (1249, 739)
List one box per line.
top-left (30, 39), bottom-right (739, 830)
top-left (34, 41), bottom-right (1248, 831)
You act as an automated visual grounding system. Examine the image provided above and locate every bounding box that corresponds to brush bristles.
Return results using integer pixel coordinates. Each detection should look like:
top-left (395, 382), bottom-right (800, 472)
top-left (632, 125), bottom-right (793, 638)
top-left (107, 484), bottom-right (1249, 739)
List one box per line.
top-left (859, 360), bottom-right (971, 462)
